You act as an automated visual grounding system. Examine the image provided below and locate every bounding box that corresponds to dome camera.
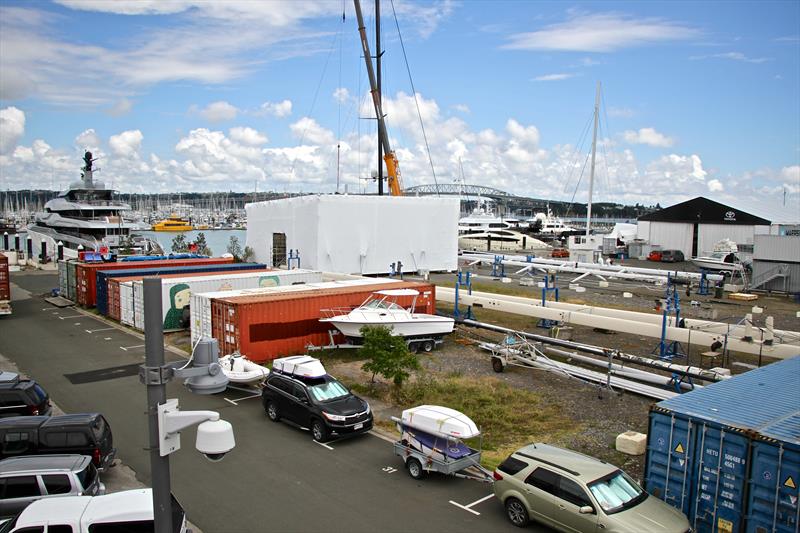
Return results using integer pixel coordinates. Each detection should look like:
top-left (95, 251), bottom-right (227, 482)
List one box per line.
top-left (195, 419), bottom-right (235, 462)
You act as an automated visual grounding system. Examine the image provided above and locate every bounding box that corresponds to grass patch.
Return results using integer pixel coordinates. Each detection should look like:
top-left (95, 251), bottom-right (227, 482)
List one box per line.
top-left (350, 373), bottom-right (578, 470)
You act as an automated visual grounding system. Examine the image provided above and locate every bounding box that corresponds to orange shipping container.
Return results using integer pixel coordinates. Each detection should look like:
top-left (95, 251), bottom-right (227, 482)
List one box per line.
top-left (211, 281), bottom-right (436, 362)
top-left (76, 257), bottom-right (233, 307)
top-left (0, 255), bottom-right (9, 301)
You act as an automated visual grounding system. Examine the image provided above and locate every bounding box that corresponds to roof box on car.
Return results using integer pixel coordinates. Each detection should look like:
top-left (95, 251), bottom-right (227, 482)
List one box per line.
top-left (272, 356), bottom-right (326, 378)
top-left (0, 372), bottom-right (20, 384)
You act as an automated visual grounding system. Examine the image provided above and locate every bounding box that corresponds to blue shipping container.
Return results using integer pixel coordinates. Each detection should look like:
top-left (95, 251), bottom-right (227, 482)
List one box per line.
top-left (95, 263), bottom-right (266, 316)
top-left (645, 357), bottom-right (800, 533)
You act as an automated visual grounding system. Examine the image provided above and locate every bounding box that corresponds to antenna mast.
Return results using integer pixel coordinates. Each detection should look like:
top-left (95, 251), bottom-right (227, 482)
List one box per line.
top-left (586, 81), bottom-right (600, 237)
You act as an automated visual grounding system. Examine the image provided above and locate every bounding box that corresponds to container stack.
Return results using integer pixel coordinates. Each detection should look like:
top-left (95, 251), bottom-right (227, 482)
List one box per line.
top-left (0, 254), bottom-right (10, 316)
top-left (645, 356), bottom-right (800, 533)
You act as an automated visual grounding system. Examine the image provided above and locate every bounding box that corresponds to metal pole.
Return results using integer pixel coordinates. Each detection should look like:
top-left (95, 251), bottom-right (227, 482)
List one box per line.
top-left (143, 277), bottom-right (172, 533)
top-left (586, 81), bottom-right (600, 237)
top-left (376, 0), bottom-right (384, 196)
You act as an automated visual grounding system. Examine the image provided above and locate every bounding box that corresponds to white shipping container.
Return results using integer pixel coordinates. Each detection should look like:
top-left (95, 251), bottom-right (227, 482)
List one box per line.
top-left (190, 277), bottom-right (401, 344)
top-left (120, 281), bottom-right (135, 327)
top-left (131, 269), bottom-right (323, 331)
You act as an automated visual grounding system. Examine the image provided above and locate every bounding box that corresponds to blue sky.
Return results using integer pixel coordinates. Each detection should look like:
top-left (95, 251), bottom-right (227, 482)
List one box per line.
top-left (0, 0), bottom-right (798, 221)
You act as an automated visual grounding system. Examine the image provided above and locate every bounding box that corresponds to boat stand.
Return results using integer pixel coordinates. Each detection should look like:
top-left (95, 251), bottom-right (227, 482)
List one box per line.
top-left (224, 384), bottom-right (264, 406)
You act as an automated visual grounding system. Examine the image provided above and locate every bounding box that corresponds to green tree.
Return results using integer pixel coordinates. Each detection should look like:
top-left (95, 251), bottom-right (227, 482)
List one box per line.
top-left (171, 234), bottom-right (188, 253)
top-left (193, 232), bottom-right (211, 256)
top-left (359, 326), bottom-right (420, 387)
top-left (227, 236), bottom-right (243, 261)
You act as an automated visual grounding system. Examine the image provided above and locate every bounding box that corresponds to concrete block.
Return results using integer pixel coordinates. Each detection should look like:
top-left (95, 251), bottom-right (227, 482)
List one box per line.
top-left (616, 431), bottom-right (647, 456)
top-left (710, 367), bottom-right (732, 377)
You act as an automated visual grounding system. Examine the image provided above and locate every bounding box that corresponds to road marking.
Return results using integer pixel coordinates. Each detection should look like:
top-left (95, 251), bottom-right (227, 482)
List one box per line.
top-left (382, 466), bottom-right (398, 474)
top-left (449, 494), bottom-right (494, 516)
top-left (368, 430), bottom-right (395, 444)
top-left (314, 440), bottom-right (334, 451)
top-left (74, 323), bottom-right (81, 326)
top-left (104, 337), bottom-right (112, 341)
top-left (120, 344), bottom-right (145, 351)
top-left (85, 327), bottom-right (115, 334)
top-left (58, 315), bottom-right (82, 320)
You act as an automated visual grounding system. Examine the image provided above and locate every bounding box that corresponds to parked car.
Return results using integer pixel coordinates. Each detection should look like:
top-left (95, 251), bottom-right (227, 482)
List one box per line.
top-left (0, 373), bottom-right (51, 419)
top-left (660, 250), bottom-right (685, 263)
top-left (647, 250), bottom-right (663, 262)
top-left (551, 248), bottom-right (570, 258)
top-left (0, 489), bottom-right (188, 533)
top-left (493, 443), bottom-right (691, 532)
top-left (0, 414), bottom-right (115, 471)
top-left (0, 455), bottom-right (104, 517)
top-left (262, 361), bottom-right (373, 443)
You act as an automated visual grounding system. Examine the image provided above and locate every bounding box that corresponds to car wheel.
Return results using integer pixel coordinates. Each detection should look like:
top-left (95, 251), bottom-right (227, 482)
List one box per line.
top-left (266, 401), bottom-right (280, 422)
top-left (491, 356), bottom-right (504, 373)
top-left (422, 340), bottom-right (434, 352)
top-left (406, 457), bottom-right (426, 480)
top-left (311, 419), bottom-right (329, 442)
top-left (505, 497), bottom-right (529, 528)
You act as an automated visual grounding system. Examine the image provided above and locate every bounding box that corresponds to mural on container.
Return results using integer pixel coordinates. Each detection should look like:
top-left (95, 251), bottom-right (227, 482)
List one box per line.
top-left (164, 283), bottom-right (191, 329)
top-left (259, 276), bottom-right (279, 287)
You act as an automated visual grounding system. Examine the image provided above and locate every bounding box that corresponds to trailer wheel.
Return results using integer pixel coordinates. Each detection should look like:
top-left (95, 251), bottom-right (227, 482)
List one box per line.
top-left (492, 357), bottom-right (504, 373)
top-left (408, 341), bottom-right (420, 353)
top-left (421, 340), bottom-right (434, 352)
top-left (406, 457), bottom-right (426, 480)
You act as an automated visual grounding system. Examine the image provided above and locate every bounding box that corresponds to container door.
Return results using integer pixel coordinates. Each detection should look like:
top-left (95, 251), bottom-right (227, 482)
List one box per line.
top-left (67, 262), bottom-right (76, 301)
top-left (690, 423), bottom-right (750, 533)
top-left (746, 441), bottom-right (799, 533)
top-left (645, 410), bottom-right (696, 517)
top-left (272, 233), bottom-right (286, 268)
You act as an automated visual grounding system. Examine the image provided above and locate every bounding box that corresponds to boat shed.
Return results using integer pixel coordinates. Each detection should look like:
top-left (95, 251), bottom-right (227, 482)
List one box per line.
top-left (246, 195), bottom-right (460, 275)
top-left (750, 235), bottom-right (800, 293)
top-left (636, 197), bottom-right (771, 259)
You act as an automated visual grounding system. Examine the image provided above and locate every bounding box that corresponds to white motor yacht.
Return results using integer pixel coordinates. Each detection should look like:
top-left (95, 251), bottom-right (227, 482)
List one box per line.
top-left (320, 289), bottom-right (455, 340)
top-left (528, 206), bottom-right (575, 235)
top-left (27, 152), bottom-right (161, 259)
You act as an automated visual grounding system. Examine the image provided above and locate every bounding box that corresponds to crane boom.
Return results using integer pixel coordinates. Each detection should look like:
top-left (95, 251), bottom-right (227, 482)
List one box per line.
top-left (353, 0), bottom-right (403, 196)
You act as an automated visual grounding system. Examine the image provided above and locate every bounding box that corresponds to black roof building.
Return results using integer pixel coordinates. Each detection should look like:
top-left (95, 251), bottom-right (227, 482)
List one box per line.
top-left (638, 197), bottom-right (771, 226)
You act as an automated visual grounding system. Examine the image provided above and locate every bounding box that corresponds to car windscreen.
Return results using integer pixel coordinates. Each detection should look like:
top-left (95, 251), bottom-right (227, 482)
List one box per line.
top-left (307, 379), bottom-right (350, 402)
top-left (588, 469), bottom-right (646, 514)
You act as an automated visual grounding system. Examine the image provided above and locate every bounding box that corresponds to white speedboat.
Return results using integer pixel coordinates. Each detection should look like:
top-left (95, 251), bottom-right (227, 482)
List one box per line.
top-left (218, 353), bottom-right (269, 384)
top-left (320, 289), bottom-right (454, 339)
top-left (690, 251), bottom-right (747, 273)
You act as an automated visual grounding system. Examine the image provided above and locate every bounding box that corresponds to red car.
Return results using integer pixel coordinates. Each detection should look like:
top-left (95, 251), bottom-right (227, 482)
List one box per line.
top-left (551, 248), bottom-right (569, 258)
top-left (648, 250), bottom-right (663, 261)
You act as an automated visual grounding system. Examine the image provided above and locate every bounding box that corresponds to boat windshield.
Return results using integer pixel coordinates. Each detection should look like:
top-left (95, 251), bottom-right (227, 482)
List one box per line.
top-left (587, 470), bottom-right (647, 514)
top-left (307, 378), bottom-right (350, 402)
top-left (362, 298), bottom-right (403, 311)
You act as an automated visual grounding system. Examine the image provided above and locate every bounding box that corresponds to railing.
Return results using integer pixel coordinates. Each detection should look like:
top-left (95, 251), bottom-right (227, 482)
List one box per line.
top-left (750, 263), bottom-right (790, 291)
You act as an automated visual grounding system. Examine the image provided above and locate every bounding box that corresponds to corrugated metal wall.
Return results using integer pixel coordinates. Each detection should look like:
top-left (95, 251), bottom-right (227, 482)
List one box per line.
top-left (698, 224), bottom-right (760, 256)
top-left (752, 261), bottom-right (800, 293)
top-left (754, 235), bottom-right (800, 262)
top-left (647, 222), bottom-right (693, 257)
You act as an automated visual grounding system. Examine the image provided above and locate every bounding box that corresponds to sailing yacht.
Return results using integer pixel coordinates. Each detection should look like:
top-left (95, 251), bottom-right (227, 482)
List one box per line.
top-left (27, 152), bottom-right (161, 259)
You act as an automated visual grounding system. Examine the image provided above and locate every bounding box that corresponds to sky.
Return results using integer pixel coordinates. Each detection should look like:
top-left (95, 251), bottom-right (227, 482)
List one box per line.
top-left (0, 0), bottom-right (798, 222)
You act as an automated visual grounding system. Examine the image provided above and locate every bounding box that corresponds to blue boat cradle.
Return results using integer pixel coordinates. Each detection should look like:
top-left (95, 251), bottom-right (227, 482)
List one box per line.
top-left (400, 425), bottom-right (473, 460)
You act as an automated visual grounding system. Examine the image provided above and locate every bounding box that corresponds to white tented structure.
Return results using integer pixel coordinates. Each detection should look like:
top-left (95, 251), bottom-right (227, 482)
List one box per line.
top-left (246, 195), bottom-right (460, 275)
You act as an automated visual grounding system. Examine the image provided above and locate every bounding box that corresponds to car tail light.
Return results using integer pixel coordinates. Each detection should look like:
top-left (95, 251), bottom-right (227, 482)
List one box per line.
top-left (28, 405), bottom-right (39, 415)
top-left (493, 470), bottom-right (503, 481)
top-left (92, 447), bottom-right (101, 466)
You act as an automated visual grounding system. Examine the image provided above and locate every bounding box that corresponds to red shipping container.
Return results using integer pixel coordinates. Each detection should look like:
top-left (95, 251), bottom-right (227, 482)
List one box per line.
top-left (76, 257), bottom-right (233, 307)
top-left (106, 268), bottom-right (272, 322)
top-left (210, 281), bottom-right (436, 362)
top-left (0, 255), bottom-right (9, 301)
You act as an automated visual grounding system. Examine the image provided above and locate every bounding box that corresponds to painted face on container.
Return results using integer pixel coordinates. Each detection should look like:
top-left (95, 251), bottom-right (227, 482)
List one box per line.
top-left (259, 276), bottom-right (278, 288)
top-left (173, 288), bottom-right (191, 309)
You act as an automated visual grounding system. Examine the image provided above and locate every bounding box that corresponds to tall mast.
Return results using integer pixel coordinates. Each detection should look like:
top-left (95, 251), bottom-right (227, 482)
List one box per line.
top-left (375, 0), bottom-right (384, 196)
top-left (586, 81), bottom-right (600, 237)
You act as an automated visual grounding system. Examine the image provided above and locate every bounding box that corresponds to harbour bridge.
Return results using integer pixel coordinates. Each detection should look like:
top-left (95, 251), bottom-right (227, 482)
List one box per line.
top-left (403, 183), bottom-right (567, 215)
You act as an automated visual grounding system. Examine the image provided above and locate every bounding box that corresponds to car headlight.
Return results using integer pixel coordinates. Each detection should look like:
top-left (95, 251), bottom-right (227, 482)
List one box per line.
top-left (364, 402), bottom-right (371, 415)
top-left (322, 411), bottom-right (346, 422)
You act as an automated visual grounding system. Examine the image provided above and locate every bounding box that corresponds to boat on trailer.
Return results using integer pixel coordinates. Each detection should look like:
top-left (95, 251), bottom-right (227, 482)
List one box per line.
top-left (218, 353), bottom-right (269, 384)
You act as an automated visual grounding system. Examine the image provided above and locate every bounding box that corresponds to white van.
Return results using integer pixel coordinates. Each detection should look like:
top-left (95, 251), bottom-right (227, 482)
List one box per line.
top-left (0, 489), bottom-right (188, 532)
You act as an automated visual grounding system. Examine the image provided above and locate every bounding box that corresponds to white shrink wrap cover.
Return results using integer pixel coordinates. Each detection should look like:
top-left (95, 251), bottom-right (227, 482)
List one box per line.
top-left (246, 195), bottom-right (459, 275)
top-left (400, 405), bottom-right (480, 439)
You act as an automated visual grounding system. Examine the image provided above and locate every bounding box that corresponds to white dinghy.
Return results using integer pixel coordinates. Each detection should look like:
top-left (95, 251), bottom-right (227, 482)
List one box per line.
top-left (400, 405), bottom-right (480, 440)
top-left (218, 353), bottom-right (269, 385)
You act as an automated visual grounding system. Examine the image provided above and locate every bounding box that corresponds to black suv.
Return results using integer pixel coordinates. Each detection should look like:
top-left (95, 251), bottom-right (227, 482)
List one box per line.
top-left (262, 372), bottom-right (373, 442)
top-left (0, 373), bottom-right (51, 419)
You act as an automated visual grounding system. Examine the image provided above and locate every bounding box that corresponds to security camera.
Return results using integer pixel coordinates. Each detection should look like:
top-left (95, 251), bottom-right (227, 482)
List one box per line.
top-left (195, 419), bottom-right (235, 462)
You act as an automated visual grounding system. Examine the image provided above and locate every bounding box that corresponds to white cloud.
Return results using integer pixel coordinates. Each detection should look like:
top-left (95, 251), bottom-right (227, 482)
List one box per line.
top-left (259, 99), bottom-right (293, 118)
top-left (623, 127), bottom-right (675, 147)
top-left (452, 104), bottom-right (470, 114)
top-left (289, 117), bottom-right (335, 146)
top-left (198, 101), bottom-right (238, 123)
top-left (229, 127), bottom-right (268, 146)
top-left (0, 106), bottom-right (25, 154)
top-left (504, 12), bottom-right (699, 52)
top-left (707, 179), bottom-right (724, 192)
top-left (332, 88), bottom-right (350, 104)
top-left (75, 129), bottom-right (101, 150)
top-left (534, 73), bottom-right (575, 81)
top-left (106, 98), bottom-right (133, 117)
top-left (689, 52), bottom-right (771, 64)
top-left (109, 130), bottom-right (143, 158)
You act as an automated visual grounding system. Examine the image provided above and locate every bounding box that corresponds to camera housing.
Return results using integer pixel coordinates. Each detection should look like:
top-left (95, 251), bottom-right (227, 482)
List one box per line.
top-left (195, 419), bottom-right (235, 462)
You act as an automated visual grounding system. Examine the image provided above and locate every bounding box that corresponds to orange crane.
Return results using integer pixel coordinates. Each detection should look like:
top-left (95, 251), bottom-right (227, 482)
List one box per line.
top-left (353, 0), bottom-right (404, 196)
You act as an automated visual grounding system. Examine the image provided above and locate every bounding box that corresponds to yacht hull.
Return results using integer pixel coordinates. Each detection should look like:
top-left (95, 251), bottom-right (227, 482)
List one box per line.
top-left (321, 314), bottom-right (454, 338)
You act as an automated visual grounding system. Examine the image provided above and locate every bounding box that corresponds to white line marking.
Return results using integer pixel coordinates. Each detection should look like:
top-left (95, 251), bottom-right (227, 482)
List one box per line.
top-left (58, 315), bottom-right (82, 320)
top-left (120, 344), bottom-right (145, 351)
top-left (314, 440), bottom-right (334, 451)
top-left (368, 430), bottom-right (395, 444)
top-left (465, 494), bottom-right (494, 508)
top-left (85, 327), bottom-right (115, 333)
top-left (449, 501), bottom-right (481, 516)
top-left (73, 323), bottom-right (81, 326)
top-left (104, 337), bottom-right (112, 341)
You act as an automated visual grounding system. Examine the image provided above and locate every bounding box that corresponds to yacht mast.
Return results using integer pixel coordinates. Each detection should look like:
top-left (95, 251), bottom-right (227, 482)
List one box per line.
top-left (586, 81), bottom-right (600, 237)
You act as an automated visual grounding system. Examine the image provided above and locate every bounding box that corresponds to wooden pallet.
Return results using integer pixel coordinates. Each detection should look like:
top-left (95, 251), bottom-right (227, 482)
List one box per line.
top-left (728, 292), bottom-right (758, 301)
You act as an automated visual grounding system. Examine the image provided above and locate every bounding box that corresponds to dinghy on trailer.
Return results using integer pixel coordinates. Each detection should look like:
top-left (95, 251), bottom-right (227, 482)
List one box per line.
top-left (218, 353), bottom-right (269, 385)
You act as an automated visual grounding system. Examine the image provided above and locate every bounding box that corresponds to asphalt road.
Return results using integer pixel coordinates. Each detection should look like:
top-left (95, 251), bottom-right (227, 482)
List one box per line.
top-left (0, 271), bottom-right (552, 533)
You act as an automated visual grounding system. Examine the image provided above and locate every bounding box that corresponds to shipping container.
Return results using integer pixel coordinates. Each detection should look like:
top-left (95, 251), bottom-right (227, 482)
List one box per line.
top-left (209, 281), bottom-right (435, 362)
top-left (58, 260), bottom-right (67, 297)
top-left (56, 259), bottom-right (79, 301)
top-left (120, 281), bottom-right (135, 326)
top-left (128, 269), bottom-right (322, 331)
top-left (105, 267), bottom-right (280, 322)
top-left (76, 257), bottom-right (233, 307)
top-left (190, 277), bottom-right (402, 344)
top-left (645, 357), bottom-right (800, 533)
top-left (0, 254), bottom-right (10, 302)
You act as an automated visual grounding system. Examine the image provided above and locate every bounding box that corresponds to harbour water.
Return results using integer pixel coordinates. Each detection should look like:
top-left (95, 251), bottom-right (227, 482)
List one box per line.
top-left (140, 229), bottom-right (246, 257)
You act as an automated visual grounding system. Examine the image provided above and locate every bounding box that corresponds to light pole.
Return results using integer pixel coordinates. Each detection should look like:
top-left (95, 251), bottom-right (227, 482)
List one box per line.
top-left (140, 277), bottom-right (234, 532)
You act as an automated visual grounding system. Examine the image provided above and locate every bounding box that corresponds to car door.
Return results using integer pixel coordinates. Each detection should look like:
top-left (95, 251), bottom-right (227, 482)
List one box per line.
top-left (270, 377), bottom-right (295, 421)
top-left (551, 475), bottom-right (598, 533)
top-left (0, 474), bottom-right (43, 516)
top-left (288, 384), bottom-right (311, 427)
top-left (522, 467), bottom-right (559, 528)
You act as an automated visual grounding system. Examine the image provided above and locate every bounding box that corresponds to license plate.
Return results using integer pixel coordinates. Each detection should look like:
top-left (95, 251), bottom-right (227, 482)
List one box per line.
top-left (353, 423), bottom-right (363, 430)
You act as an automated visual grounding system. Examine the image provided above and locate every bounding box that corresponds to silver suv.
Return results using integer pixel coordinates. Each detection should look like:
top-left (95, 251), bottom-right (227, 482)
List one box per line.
top-left (493, 443), bottom-right (691, 532)
top-left (0, 455), bottom-right (104, 517)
